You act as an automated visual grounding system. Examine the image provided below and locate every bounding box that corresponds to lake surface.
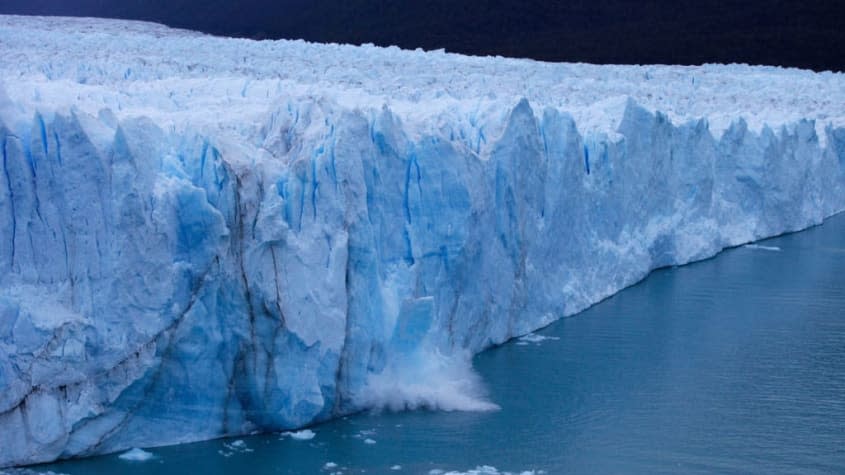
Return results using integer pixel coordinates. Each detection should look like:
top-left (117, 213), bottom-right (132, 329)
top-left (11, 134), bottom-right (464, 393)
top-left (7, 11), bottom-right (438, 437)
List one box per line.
top-left (36, 214), bottom-right (845, 474)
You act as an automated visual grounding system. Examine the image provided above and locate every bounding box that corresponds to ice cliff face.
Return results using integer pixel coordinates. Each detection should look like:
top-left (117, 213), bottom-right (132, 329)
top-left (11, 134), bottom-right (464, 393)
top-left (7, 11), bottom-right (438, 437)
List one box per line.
top-left (1, 15), bottom-right (844, 467)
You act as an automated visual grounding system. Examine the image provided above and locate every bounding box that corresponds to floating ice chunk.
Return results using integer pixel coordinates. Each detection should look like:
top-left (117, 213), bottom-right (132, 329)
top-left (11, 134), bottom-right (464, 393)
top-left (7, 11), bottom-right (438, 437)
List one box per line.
top-left (118, 448), bottom-right (154, 462)
top-left (0, 470), bottom-right (71, 475)
top-left (438, 467), bottom-right (542, 475)
top-left (744, 244), bottom-right (782, 252)
top-left (222, 439), bottom-right (253, 453)
top-left (353, 429), bottom-right (376, 439)
top-left (443, 466), bottom-right (500, 475)
top-left (364, 438), bottom-right (377, 444)
top-left (285, 429), bottom-right (316, 440)
top-left (323, 462), bottom-right (338, 469)
top-left (390, 465), bottom-right (402, 470)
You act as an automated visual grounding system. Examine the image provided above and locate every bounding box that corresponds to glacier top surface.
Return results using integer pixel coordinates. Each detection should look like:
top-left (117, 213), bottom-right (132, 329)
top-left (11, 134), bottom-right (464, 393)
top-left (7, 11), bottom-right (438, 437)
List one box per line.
top-left (1, 14), bottom-right (844, 143)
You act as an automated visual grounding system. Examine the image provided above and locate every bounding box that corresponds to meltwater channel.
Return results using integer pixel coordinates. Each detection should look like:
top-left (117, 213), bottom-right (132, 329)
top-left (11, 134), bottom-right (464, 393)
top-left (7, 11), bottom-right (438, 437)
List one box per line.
top-left (34, 214), bottom-right (845, 474)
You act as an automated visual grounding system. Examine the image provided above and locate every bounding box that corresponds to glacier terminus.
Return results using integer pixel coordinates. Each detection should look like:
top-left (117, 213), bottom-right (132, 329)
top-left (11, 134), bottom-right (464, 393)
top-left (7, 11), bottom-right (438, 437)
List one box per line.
top-left (1, 15), bottom-right (845, 467)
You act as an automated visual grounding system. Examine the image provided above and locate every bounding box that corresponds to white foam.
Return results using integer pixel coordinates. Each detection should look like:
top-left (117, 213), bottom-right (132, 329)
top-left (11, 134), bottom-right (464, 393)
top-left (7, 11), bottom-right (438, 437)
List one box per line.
top-left (118, 448), bottom-right (154, 462)
top-left (355, 349), bottom-right (499, 413)
top-left (517, 333), bottom-right (560, 344)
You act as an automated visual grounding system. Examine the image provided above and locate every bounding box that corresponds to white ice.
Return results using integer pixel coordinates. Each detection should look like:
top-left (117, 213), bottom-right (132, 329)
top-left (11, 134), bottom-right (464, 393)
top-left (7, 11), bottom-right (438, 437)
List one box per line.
top-left (117, 448), bottom-right (153, 462)
top-left (284, 430), bottom-right (316, 441)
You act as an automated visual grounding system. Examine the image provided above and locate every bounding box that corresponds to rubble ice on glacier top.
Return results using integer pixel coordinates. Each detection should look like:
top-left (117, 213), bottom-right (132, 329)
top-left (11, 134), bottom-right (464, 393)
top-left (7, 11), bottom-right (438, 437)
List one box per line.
top-left (1, 15), bottom-right (843, 145)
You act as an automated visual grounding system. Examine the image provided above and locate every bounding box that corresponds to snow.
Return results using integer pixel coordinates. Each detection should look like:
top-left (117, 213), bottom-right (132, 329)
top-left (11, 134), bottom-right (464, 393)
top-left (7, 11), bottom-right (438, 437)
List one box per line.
top-left (1, 15), bottom-right (843, 146)
top-left (1, 14), bottom-right (845, 468)
top-left (117, 448), bottom-right (153, 462)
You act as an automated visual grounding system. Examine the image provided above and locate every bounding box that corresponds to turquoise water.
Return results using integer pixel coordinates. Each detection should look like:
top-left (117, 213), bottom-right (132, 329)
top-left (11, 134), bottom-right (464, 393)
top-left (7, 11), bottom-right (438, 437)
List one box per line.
top-left (38, 214), bottom-right (845, 474)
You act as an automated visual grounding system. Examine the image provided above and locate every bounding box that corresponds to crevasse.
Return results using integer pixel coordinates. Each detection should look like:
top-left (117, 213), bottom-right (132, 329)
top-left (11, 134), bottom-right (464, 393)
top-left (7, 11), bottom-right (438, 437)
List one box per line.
top-left (1, 15), bottom-right (844, 468)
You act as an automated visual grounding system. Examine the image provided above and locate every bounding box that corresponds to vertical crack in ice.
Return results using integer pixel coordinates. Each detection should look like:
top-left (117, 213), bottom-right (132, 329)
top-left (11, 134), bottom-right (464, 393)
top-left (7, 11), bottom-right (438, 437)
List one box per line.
top-left (1, 135), bottom-right (15, 266)
top-left (332, 227), bottom-right (354, 415)
top-left (269, 244), bottom-right (287, 327)
top-left (583, 144), bottom-right (591, 175)
top-left (36, 113), bottom-right (48, 156)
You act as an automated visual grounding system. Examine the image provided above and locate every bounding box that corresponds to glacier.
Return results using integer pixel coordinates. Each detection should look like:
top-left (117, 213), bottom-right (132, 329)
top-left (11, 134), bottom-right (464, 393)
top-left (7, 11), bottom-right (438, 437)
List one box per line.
top-left (1, 15), bottom-right (845, 467)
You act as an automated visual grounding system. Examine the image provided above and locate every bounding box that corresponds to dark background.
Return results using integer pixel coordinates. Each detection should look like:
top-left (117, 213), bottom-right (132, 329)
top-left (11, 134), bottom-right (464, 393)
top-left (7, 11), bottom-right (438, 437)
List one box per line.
top-left (2, 0), bottom-right (844, 71)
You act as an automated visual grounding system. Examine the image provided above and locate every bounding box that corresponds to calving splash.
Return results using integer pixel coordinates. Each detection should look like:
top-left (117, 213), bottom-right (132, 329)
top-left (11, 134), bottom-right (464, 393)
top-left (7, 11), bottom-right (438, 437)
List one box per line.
top-left (1, 14), bottom-right (844, 468)
top-left (357, 349), bottom-right (499, 413)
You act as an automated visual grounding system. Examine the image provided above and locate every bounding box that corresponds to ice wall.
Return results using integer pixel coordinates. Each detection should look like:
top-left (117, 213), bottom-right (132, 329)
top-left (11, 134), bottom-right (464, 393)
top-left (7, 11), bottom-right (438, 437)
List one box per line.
top-left (1, 15), bottom-right (845, 467)
top-left (2, 97), bottom-right (844, 467)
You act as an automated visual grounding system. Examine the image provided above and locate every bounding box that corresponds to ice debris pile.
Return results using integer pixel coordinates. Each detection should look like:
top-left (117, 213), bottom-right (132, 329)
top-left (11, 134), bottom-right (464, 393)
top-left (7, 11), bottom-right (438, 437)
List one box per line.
top-left (1, 14), bottom-right (844, 467)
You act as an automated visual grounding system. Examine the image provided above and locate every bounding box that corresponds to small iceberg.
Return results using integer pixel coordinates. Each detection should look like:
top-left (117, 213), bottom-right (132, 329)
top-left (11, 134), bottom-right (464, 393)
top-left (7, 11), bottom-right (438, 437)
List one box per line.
top-left (281, 429), bottom-right (316, 440)
top-left (118, 448), bottom-right (154, 462)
